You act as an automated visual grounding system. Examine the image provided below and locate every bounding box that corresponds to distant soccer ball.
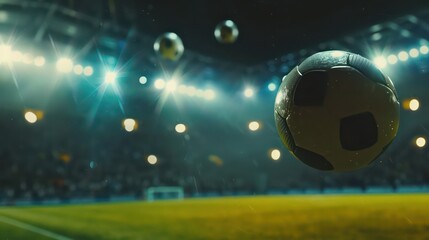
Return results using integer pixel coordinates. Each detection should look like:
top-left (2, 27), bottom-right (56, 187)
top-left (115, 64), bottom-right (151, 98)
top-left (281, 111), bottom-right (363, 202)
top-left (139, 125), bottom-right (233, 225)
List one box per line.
top-left (153, 32), bottom-right (184, 61)
top-left (214, 20), bottom-right (239, 44)
top-left (274, 50), bottom-right (400, 171)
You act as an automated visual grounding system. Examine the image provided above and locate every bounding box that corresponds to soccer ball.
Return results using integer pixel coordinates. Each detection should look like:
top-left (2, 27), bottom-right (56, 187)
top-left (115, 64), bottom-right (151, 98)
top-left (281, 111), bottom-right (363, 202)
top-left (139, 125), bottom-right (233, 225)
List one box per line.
top-left (214, 20), bottom-right (239, 44)
top-left (274, 50), bottom-right (400, 171)
top-left (153, 32), bottom-right (184, 61)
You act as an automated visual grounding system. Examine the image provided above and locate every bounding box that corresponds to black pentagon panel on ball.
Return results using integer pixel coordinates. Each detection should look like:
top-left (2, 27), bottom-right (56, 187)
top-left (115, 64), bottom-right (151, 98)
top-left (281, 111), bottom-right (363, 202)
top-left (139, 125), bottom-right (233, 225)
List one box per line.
top-left (163, 38), bottom-right (173, 48)
top-left (293, 71), bottom-right (328, 106)
top-left (340, 112), bottom-right (378, 151)
top-left (274, 112), bottom-right (296, 152)
top-left (298, 51), bottom-right (348, 73)
top-left (347, 53), bottom-right (386, 86)
top-left (293, 147), bottom-right (334, 170)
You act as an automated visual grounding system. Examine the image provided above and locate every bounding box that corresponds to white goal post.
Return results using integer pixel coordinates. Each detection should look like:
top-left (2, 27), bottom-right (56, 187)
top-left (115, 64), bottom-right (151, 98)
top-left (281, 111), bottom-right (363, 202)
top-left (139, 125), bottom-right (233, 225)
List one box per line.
top-left (145, 186), bottom-right (185, 201)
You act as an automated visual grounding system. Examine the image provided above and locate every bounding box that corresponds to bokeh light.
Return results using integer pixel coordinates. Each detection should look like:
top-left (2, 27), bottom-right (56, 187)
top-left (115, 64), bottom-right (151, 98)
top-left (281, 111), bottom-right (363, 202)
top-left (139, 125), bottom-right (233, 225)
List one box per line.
top-left (24, 111), bottom-right (38, 124)
top-left (409, 48), bottom-right (419, 58)
top-left (244, 88), bottom-right (254, 98)
top-left (409, 99), bottom-right (420, 111)
top-left (139, 76), bottom-right (147, 85)
top-left (416, 137), bottom-right (426, 148)
top-left (147, 155), bottom-right (158, 165)
top-left (123, 118), bottom-right (137, 132)
top-left (268, 83), bottom-right (277, 91)
top-left (398, 51), bottom-right (409, 61)
top-left (248, 121), bottom-right (260, 131)
top-left (56, 58), bottom-right (73, 73)
top-left (420, 45), bottom-right (429, 54)
top-left (34, 56), bottom-right (45, 67)
top-left (270, 149), bottom-right (281, 160)
top-left (73, 65), bottom-right (83, 75)
top-left (83, 66), bottom-right (94, 76)
top-left (387, 55), bottom-right (398, 64)
top-left (175, 123), bottom-right (186, 133)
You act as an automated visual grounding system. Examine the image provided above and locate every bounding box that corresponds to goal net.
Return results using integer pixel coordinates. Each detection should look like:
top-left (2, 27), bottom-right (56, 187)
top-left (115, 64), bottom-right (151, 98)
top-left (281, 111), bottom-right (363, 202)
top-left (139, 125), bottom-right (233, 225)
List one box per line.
top-left (145, 186), bottom-right (185, 201)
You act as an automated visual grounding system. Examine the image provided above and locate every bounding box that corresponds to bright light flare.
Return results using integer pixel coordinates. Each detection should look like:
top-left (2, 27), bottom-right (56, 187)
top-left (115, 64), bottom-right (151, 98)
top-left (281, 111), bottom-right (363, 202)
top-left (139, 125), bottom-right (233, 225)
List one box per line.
top-left (416, 137), bottom-right (426, 148)
top-left (166, 79), bottom-right (178, 92)
top-left (154, 78), bottom-right (166, 90)
top-left (0, 44), bottom-right (12, 62)
top-left (123, 118), bottom-right (137, 132)
top-left (175, 123), bottom-right (186, 133)
top-left (24, 111), bottom-right (38, 124)
top-left (373, 56), bottom-right (387, 69)
top-left (270, 149), bottom-right (281, 160)
top-left (56, 58), bottom-right (73, 73)
top-left (104, 71), bottom-right (117, 84)
top-left (248, 121), bottom-right (260, 131)
top-left (147, 155), bottom-right (158, 165)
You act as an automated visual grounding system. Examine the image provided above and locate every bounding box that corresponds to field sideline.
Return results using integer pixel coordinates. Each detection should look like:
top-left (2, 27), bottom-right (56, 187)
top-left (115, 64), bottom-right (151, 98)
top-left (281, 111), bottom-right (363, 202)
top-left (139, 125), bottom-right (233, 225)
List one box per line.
top-left (0, 194), bottom-right (428, 240)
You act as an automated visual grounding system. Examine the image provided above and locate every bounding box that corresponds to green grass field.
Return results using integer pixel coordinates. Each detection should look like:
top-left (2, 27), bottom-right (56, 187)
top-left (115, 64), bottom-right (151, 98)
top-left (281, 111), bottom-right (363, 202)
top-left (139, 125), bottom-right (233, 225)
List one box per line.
top-left (0, 194), bottom-right (428, 240)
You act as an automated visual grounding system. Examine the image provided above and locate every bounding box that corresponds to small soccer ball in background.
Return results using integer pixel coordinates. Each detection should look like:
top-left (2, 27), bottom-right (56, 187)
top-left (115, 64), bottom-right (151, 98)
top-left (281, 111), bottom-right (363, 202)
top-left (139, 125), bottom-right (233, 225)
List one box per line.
top-left (214, 20), bottom-right (239, 44)
top-left (153, 32), bottom-right (184, 61)
top-left (274, 50), bottom-right (400, 171)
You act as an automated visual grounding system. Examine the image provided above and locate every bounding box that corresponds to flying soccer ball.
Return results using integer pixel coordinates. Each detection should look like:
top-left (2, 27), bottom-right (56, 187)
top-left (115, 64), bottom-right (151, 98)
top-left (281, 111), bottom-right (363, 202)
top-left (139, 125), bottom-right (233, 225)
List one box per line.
top-left (274, 50), bottom-right (399, 171)
top-left (214, 20), bottom-right (239, 44)
top-left (153, 32), bottom-right (184, 61)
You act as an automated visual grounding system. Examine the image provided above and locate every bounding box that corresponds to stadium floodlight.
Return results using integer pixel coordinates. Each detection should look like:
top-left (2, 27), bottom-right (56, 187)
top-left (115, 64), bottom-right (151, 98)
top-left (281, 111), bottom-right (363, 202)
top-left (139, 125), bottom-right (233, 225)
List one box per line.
top-left (73, 65), bottom-right (83, 75)
top-left (415, 137), bottom-right (426, 148)
top-left (248, 121), bottom-right (260, 131)
top-left (387, 55), bottom-right (398, 65)
top-left (420, 45), bottom-right (429, 55)
top-left (270, 149), bottom-right (281, 160)
top-left (24, 111), bottom-right (38, 124)
top-left (165, 79), bottom-right (178, 92)
top-left (147, 155), bottom-right (158, 165)
top-left (56, 57), bottom-right (73, 73)
top-left (175, 123), bottom-right (186, 133)
top-left (154, 78), bottom-right (166, 90)
top-left (123, 118), bottom-right (137, 132)
top-left (104, 71), bottom-right (117, 84)
top-left (34, 56), bottom-right (45, 67)
top-left (204, 89), bottom-right (216, 100)
top-left (398, 51), bottom-right (409, 61)
top-left (373, 56), bottom-right (387, 69)
top-left (268, 82), bottom-right (277, 91)
top-left (83, 66), bottom-right (94, 76)
top-left (409, 48), bottom-right (419, 58)
top-left (139, 76), bottom-right (147, 85)
top-left (244, 87), bottom-right (254, 98)
top-left (409, 98), bottom-right (420, 111)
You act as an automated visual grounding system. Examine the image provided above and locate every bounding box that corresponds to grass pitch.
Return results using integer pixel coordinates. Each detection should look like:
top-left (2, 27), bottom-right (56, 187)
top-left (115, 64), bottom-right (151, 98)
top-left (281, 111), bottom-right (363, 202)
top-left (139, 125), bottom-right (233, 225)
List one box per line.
top-left (0, 194), bottom-right (428, 239)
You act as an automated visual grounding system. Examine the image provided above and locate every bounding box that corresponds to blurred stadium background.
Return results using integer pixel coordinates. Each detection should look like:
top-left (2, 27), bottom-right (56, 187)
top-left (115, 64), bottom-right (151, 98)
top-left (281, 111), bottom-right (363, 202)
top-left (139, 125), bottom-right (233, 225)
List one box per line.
top-left (0, 0), bottom-right (429, 238)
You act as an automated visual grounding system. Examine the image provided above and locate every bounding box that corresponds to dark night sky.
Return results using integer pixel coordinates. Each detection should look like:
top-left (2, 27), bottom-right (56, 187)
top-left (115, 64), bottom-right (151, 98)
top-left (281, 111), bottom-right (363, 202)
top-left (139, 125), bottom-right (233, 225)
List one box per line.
top-left (126, 0), bottom-right (429, 64)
